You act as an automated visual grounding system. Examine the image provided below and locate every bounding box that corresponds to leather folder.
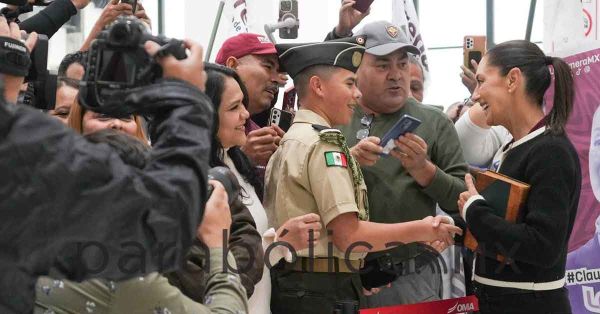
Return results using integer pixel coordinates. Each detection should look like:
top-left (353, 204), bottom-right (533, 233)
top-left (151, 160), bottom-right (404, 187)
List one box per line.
top-left (464, 170), bottom-right (530, 262)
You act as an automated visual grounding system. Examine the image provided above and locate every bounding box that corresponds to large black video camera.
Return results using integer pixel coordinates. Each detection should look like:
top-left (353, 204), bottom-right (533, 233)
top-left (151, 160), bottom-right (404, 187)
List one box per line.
top-left (79, 16), bottom-right (187, 111)
top-left (18, 34), bottom-right (56, 110)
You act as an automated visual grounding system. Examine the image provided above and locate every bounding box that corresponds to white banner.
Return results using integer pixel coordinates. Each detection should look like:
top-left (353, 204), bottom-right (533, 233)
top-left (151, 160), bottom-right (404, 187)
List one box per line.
top-left (227, 0), bottom-right (278, 36)
top-left (228, 0), bottom-right (249, 35)
top-left (544, 0), bottom-right (585, 52)
top-left (392, 0), bottom-right (430, 80)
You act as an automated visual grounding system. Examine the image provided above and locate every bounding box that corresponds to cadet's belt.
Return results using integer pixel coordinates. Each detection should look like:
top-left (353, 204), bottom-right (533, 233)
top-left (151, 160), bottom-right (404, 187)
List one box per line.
top-left (283, 257), bottom-right (364, 273)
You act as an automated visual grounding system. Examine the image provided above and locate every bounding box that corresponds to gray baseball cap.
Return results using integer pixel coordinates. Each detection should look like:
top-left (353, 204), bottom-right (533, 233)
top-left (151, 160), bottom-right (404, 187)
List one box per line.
top-left (356, 21), bottom-right (421, 56)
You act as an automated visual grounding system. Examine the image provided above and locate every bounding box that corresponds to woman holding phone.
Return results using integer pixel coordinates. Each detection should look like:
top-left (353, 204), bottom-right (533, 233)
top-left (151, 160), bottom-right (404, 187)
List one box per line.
top-left (458, 40), bottom-right (581, 314)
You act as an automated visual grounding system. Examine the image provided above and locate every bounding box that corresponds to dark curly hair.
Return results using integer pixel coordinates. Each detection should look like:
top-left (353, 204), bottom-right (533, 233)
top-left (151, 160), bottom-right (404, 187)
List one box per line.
top-left (204, 63), bottom-right (263, 200)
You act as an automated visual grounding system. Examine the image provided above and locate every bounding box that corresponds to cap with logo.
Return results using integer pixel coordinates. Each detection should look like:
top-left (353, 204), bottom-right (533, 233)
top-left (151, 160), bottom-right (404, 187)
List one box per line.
top-left (275, 36), bottom-right (366, 79)
top-left (356, 20), bottom-right (420, 56)
top-left (215, 33), bottom-right (277, 65)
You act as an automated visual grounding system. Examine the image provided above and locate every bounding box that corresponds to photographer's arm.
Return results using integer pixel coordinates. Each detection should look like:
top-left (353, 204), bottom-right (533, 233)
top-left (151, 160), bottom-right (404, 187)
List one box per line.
top-left (18, 0), bottom-right (89, 38)
top-left (196, 181), bottom-right (249, 313)
top-left (1, 34), bottom-right (215, 285)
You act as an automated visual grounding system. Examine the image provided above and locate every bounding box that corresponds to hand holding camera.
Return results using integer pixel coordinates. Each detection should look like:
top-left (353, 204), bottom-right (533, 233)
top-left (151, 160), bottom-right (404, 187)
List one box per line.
top-left (198, 180), bottom-right (232, 248)
top-left (0, 16), bottom-right (37, 103)
top-left (79, 16), bottom-right (202, 112)
top-left (145, 39), bottom-right (206, 92)
top-left (79, 0), bottom-right (134, 51)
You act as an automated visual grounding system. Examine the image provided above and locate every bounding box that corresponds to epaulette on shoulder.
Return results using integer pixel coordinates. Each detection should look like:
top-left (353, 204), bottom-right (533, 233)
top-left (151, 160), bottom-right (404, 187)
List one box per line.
top-left (312, 124), bottom-right (341, 134)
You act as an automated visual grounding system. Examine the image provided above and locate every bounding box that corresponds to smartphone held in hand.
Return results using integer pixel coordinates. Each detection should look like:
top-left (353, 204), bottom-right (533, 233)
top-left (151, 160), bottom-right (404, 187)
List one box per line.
top-left (353, 0), bottom-right (375, 13)
top-left (463, 35), bottom-right (486, 71)
top-left (269, 108), bottom-right (294, 132)
top-left (380, 114), bottom-right (421, 155)
top-left (120, 0), bottom-right (137, 13)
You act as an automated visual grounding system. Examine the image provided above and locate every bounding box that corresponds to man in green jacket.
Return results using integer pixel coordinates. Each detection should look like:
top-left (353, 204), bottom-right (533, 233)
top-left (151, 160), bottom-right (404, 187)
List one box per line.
top-left (327, 18), bottom-right (468, 307)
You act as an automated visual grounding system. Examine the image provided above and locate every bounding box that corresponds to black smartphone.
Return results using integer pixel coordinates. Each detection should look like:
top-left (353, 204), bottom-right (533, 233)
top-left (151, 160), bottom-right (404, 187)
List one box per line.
top-left (278, 0), bottom-right (298, 39)
top-left (120, 0), bottom-right (137, 13)
top-left (353, 0), bottom-right (375, 13)
top-left (467, 51), bottom-right (482, 70)
top-left (281, 87), bottom-right (297, 112)
top-left (380, 114), bottom-right (421, 155)
top-left (269, 108), bottom-right (294, 132)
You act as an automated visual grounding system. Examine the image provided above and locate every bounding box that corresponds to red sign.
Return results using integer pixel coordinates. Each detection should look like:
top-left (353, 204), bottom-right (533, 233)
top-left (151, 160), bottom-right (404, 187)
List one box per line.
top-left (360, 295), bottom-right (479, 314)
top-left (584, 8), bottom-right (593, 37)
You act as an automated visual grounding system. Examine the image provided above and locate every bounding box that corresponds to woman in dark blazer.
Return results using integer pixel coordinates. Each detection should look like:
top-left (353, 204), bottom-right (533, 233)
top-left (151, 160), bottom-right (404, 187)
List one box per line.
top-left (458, 40), bottom-right (581, 314)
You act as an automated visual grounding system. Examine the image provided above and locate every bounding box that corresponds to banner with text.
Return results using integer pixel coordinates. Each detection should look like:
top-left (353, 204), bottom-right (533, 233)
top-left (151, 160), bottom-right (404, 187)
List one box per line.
top-left (547, 45), bottom-right (600, 313)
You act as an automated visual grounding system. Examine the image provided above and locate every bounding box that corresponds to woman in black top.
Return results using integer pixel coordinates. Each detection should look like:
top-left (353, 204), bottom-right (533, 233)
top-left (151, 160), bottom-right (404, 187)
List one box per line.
top-left (458, 40), bottom-right (581, 314)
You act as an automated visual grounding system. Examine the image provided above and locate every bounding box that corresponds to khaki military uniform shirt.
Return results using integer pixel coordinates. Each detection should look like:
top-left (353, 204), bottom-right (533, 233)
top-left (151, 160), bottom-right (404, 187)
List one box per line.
top-left (264, 109), bottom-right (368, 261)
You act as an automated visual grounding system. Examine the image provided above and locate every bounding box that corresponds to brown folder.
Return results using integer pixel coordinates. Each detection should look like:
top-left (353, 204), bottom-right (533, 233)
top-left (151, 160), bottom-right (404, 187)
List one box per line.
top-left (464, 170), bottom-right (530, 262)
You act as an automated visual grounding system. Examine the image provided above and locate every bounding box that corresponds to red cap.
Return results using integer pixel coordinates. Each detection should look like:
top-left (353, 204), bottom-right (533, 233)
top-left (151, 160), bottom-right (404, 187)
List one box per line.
top-left (215, 33), bottom-right (277, 65)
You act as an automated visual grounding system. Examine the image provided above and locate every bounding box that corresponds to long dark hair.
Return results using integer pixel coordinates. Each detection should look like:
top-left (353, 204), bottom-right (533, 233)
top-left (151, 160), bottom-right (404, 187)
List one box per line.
top-left (486, 40), bottom-right (574, 135)
top-left (204, 63), bottom-right (263, 200)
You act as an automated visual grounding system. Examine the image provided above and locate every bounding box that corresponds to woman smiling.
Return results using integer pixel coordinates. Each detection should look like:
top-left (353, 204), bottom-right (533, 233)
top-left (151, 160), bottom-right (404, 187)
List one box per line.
top-left (458, 40), bottom-right (581, 314)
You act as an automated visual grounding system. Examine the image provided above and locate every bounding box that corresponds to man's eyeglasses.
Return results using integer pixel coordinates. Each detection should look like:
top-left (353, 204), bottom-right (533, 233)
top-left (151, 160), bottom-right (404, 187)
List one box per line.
top-left (356, 114), bottom-right (374, 140)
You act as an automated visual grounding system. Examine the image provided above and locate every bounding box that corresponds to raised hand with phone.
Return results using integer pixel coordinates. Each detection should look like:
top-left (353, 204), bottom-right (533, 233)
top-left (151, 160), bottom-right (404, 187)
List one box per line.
top-left (460, 35), bottom-right (486, 94)
top-left (334, 0), bottom-right (372, 38)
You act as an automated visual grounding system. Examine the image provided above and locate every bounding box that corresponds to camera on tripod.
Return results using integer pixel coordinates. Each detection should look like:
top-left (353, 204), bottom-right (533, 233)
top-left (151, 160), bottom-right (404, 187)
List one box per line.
top-left (79, 16), bottom-right (187, 111)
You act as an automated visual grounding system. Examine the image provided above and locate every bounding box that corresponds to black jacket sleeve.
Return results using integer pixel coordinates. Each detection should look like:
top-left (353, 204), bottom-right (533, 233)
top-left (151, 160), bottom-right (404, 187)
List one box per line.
top-left (19, 0), bottom-right (78, 38)
top-left (227, 198), bottom-right (264, 297)
top-left (324, 26), bottom-right (351, 41)
top-left (0, 79), bottom-right (213, 285)
top-left (466, 140), bottom-right (580, 266)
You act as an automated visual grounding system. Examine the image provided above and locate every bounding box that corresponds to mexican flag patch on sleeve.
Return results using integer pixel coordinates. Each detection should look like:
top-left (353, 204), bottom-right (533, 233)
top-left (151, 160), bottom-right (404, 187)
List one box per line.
top-left (324, 151), bottom-right (348, 168)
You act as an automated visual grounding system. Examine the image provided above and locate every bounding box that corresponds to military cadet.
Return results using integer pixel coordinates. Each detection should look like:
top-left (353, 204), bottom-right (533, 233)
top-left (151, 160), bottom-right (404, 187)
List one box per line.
top-left (264, 37), bottom-right (463, 313)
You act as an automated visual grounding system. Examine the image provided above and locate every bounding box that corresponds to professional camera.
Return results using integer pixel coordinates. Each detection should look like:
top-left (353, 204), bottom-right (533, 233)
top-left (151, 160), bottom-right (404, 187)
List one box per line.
top-left (18, 34), bottom-right (56, 110)
top-left (79, 16), bottom-right (187, 111)
top-left (208, 167), bottom-right (240, 207)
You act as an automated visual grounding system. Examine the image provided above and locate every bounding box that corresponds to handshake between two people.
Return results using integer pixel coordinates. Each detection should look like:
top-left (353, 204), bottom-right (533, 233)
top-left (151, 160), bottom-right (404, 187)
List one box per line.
top-left (266, 214), bottom-right (460, 258)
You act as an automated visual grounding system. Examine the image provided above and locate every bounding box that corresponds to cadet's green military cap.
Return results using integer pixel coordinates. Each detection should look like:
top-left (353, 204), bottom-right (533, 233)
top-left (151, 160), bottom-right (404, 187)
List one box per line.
top-left (275, 36), bottom-right (367, 79)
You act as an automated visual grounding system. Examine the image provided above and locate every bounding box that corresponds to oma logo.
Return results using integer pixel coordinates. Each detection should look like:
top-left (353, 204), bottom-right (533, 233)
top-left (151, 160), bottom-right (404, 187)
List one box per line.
top-left (447, 301), bottom-right (475, 313)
